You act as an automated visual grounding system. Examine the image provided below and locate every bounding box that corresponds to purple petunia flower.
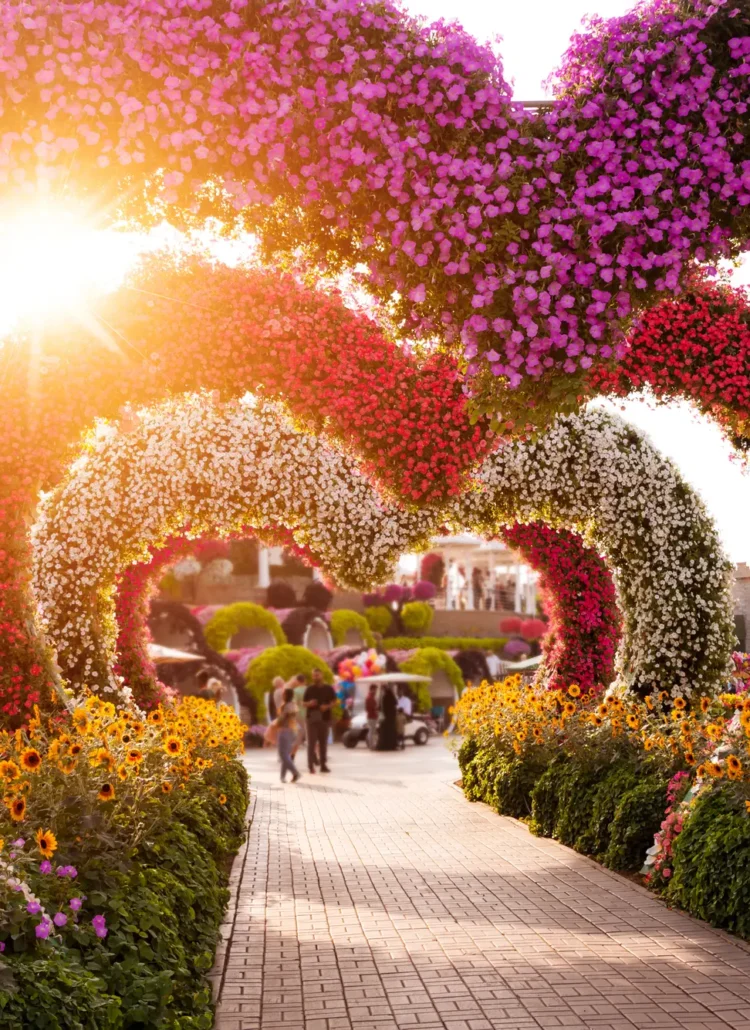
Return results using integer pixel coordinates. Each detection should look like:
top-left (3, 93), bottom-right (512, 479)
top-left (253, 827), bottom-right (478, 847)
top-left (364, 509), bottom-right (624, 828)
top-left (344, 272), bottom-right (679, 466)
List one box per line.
top-left (69, 897), bottom-right (83, 912)
top-left (39, 861), bottom-right (53, 875)
top-left (0, 942), bottom-right (5, 953)
top-left (26, 900), bottom-right (41, 915)
top-left (53, 912), bottom-right (68, 928)
top-left (34, 919), bottom-right (51, 940)
top-left (91, 914), bottom-right (107, 939)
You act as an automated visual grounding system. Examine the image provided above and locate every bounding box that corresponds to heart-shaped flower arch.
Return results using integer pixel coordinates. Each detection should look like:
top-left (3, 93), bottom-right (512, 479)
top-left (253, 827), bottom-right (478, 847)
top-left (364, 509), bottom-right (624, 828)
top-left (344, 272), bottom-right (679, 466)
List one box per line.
top-left (33, 398), bottom-right (732, 703)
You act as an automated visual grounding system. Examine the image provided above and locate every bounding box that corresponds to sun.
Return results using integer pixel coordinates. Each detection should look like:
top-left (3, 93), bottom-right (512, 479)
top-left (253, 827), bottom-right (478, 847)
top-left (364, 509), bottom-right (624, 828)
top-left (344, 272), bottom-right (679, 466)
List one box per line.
top-left (0, 202), bottom-right (140, 339)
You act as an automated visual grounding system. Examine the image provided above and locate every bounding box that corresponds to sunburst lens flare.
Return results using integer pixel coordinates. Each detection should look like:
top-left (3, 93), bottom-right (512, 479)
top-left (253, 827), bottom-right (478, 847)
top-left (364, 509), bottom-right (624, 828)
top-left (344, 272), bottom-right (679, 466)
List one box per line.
top-left (0, 203), bottom-right (140, 339)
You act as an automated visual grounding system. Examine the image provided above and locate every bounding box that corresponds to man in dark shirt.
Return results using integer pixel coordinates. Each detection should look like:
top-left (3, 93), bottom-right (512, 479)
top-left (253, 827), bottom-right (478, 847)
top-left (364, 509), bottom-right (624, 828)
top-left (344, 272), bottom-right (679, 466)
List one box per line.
top-left (303, 669), bottom-right (337, 773)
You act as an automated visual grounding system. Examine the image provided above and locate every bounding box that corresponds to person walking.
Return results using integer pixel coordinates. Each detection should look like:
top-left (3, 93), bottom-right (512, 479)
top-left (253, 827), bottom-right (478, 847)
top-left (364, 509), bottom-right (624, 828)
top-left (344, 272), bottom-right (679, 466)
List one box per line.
top-left (271, 675), bottom-right (286, 718)
top-left (365, 684), bottom-right (379, 749)
top-left (277, 705), bottom-right (301, 783)
top-left (303, 669), bottom-right (337, 773)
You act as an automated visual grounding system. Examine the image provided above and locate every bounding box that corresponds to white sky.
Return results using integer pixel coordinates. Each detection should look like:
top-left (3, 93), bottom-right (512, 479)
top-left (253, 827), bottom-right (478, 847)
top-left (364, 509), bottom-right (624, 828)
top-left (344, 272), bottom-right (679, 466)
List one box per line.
top-left (402, 0), bottom-right (750, 563)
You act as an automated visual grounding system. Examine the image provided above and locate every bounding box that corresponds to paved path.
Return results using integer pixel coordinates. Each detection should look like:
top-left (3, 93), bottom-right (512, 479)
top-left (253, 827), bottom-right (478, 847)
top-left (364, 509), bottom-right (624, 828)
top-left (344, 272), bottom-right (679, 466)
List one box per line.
top-left (212, 742), bottom-right (750, 1030)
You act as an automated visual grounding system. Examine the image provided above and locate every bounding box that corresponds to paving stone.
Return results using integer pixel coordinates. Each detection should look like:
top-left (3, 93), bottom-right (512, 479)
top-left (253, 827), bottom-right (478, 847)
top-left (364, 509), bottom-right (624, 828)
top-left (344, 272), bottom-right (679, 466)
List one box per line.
top-left (211, 745), bottom-right (750, 1030)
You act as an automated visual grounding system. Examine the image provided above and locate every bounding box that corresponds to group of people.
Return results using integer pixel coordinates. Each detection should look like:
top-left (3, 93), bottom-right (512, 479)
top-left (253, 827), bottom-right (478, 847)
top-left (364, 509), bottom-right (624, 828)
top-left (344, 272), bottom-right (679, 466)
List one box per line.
top-left (365, 683), bottom-right (413, 751)
top-left (268, 668), bottom-right (337, 783)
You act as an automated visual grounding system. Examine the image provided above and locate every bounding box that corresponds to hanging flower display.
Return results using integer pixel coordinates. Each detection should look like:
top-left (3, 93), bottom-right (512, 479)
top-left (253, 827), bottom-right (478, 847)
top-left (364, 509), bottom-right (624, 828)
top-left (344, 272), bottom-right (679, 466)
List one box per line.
top-left (0, 0), bottom-right (746, 429)
top-left (449, 409), bottom-right (736, 697)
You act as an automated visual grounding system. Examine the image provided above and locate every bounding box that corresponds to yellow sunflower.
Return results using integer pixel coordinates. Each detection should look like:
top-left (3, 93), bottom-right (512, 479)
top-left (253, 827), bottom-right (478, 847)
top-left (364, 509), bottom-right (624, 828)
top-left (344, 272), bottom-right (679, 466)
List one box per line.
top-left (0, 759), bottom-right (20, 781)
top-left (19, 748), bottom-right (42, 774)
top-left (147, 709), bottom-right (164, 725)
top-left (58, 757), bottom-right (77, 775)
top-left (35, 827), bottom-right (58, 858)
top-left (117, 764), bottom-right (129, 781)
top-left (161, 781), bottom-right (173, 794)
top-left (164, 736), bottom-right (183, 756)
top-left (125, 749), bottom-right (143, 766)
top-left (727, 755), bottom-right (743, 778)
top-left (8, 796), bottom-right (26, 822)
top-left (218, 794), bottom-right (227, 806)
top-left (568, 685), bottom-right (581, 698)
top-left (673, 697), bottom-right (686, 711)
top-left (98, 783), bottom-right (116, 802)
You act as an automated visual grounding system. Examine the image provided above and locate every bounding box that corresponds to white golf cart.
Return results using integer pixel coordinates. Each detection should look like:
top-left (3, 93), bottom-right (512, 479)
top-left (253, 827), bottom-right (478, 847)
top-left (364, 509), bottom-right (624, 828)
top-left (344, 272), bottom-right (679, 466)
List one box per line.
top-left (342, 673), bottom-right (433, 748)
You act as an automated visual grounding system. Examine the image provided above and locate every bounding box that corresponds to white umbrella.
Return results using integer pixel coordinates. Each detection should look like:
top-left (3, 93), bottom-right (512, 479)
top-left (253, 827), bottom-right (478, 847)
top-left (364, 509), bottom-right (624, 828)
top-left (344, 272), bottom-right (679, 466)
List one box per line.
top-left (148, 643), bottom-right (204, 665)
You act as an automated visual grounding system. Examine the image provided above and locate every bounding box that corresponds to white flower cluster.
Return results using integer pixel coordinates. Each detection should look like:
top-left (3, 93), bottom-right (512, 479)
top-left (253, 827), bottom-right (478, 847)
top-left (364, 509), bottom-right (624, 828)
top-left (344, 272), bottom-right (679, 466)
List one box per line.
top-left (448, 409), bottom-right (736, 697)
top-left (32, 397), bottom-right (437, 691)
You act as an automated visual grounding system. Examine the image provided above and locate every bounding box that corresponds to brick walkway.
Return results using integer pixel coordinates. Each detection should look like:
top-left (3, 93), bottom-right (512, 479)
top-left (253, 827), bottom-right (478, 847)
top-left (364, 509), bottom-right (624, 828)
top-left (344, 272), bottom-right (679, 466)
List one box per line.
top-left (212, 743), bottom-right (750, 1030)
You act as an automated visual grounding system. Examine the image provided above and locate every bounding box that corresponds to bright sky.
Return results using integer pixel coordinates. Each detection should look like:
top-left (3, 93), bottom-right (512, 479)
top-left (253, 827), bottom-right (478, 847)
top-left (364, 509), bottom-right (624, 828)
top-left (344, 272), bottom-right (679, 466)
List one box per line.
top-left (402, 0), bottom-right (750, 564)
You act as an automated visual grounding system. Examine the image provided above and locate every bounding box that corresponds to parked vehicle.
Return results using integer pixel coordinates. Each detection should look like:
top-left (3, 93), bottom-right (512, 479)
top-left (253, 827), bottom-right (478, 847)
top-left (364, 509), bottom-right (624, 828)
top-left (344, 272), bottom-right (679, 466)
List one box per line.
top-left (340, 673), bottom-right (433, 748)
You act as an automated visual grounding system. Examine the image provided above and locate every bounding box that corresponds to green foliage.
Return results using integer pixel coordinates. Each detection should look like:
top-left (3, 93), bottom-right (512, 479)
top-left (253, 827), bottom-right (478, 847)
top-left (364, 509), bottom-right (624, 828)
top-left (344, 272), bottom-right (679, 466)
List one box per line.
top-left (399, 647), bottom-right (464, 712)
top-left (458, 738), bottom-right (542, 818)
top-left (400, 601), bottom-right (434, 635)
top-left (383, 636), bottom-right (506, 653)
top-left (363, 605), bottom-right (393, 636)
top-left (1, 763), bottom-right (249, 1030)
top-left (204, 602), bottom-right (286, 651)
top-left (0, 952), bottom-right (122, 1029)
top-left (330, 609), bottom-right (375, 648)
top-left (246, 644), bottom-right (332, 719)
top-left (666, 788), bottom-right (750, 939)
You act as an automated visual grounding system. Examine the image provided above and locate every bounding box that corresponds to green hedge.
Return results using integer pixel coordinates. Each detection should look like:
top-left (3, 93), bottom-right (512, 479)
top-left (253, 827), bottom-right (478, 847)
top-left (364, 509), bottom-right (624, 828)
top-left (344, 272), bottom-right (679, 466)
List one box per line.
top-left (0, 762), bottom-right (249, 1029)
top-left (459, 740), bottom-right (669, 874)
top-left (384, 636), bottom-right (507, 653)
top-left (205, 602), bottom-right (286, 651)
top-left (666, 789), bottom-right (750, 939)
top-left (330, 609), bottom-right (375, 648)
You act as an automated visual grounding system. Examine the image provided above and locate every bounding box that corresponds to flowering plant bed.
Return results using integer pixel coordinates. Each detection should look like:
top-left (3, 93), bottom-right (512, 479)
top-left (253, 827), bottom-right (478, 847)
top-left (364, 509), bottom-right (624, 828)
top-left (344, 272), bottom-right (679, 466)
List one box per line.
top-left (456, 676), bottom-right (750, 939)
top-left (0, 695), bottom-right (249, 1028)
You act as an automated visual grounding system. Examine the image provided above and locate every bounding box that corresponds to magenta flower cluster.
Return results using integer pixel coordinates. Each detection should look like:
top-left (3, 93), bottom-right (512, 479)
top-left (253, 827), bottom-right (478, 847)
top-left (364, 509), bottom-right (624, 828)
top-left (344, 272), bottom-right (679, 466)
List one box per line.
top-left (0, 0), bottom-right (747, 418)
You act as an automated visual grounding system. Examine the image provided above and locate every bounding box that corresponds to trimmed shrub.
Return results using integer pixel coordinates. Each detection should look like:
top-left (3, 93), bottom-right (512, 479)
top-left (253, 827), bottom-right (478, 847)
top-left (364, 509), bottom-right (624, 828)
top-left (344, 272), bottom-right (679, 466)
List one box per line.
top-left (205, 602), bottom-right (286, 651)
top-left (399, 647), bottom-right (464, 712)
top-left (330, 610), bottom-right (375, 648)
top-left (364, 605), bottom-right (393, 636)
top-left (302, 581), bottom-right (333, 611)
top-left (266, 581), bottom-right (297, 609)
top-left (246, 645), bottom-right (333, 719)
top-left (400, 601), bottom-right (434, 635)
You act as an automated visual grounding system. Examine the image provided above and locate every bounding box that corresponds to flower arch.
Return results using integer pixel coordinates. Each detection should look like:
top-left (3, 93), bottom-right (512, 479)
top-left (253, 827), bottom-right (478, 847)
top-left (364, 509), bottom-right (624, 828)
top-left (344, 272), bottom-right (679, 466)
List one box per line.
top-left (449, 409), bottom-right (735, 697)
top-left (0, 0), bottom-right (747, 428)
top-left (32, 397), bottom-right (438, 695)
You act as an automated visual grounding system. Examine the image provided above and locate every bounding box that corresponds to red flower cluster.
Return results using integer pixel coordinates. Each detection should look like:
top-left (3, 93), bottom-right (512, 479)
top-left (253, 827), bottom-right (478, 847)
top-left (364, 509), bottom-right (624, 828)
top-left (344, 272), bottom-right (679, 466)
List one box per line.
top-left (592, 279), bottom-right (750, 450)
top-left (503, 523), bottom-right (621, 696)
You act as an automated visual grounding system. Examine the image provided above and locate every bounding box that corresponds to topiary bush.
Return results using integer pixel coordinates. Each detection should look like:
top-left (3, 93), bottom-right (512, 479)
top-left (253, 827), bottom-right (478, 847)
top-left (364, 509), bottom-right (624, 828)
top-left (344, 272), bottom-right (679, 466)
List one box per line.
top-left (400, 601), bottom-right (434, 635)
top-left (363, 605), bottom-right (393, 637)
top-left (245, 645), bottom-right (333, 720)
top-left (330, 610), bottom-right (375, 648)
top-left (302, 581), bottom-right (333, 611)
top-left (204, 602), bottom-right (286, 651)
top-left (398, 647), bottom-right (464, 712)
